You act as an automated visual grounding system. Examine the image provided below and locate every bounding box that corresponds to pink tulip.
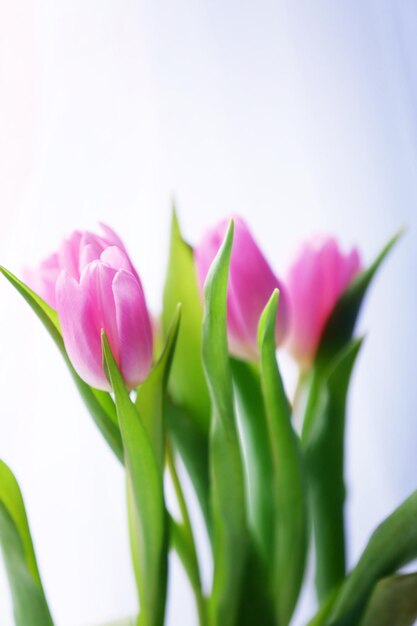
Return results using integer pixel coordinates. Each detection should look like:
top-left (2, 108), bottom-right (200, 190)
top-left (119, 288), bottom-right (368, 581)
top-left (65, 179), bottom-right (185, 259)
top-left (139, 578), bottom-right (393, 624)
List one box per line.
top-left (25, 224), bottom-right (153, 391)
top-left (56, 245), bottom-right (153, 391)
top-left (24, 224), bottom-right (136, 309)
top-left (285, 235), bottom-right (362, 368)
top-left (195, 216), bottom-right (289, 360)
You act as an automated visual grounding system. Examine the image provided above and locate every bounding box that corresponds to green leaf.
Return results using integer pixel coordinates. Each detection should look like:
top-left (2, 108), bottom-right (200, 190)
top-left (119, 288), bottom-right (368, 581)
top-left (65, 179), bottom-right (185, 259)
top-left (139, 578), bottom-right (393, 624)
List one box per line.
top-left (304, 339), bottom-right (363, 601)
top-left (0, 460), bottom-right (54, 626)
top-left (258, 290), bottom-right (308, 626)
top-left (162, 209), bottom-right (211, 435)
top-left (237, 547), bottom-right (276, 626)
top-left (231, 359), bottom-right (274, 567)
top-left (102, 335), bottom-right (167, 626)
top-left (136, 305), bottom-right (181, 469)
top-left (300, 232), bottom-right (401, 604)
top-left (168, 515), bottom-right (202, 606)
top-left (0, 266), bottom-right (122, 462)
top-left (306, 589), bottom-right (341, 626)
top-left (359, 573), bottom-right (417, 626)
top-left (326, 488), bottom-right (417, 626)
top-left (165, 401), bottom-right (211, 540)
top-left (316, 230), bottom-right (402, 367)
top-left (201, 220), bottom-right (247, 626)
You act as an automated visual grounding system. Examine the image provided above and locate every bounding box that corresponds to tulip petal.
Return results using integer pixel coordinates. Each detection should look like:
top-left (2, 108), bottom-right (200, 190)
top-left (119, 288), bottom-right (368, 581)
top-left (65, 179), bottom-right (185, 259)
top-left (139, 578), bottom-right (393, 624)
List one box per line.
top-left (58, 230), bottom-right (83, 280)
top-left (100, 245), bottom-right (141, 286)
top-left (56, 270), bottom-right (109, 390)
top-left (23, 252), bottom-right (60, 309)
top-left (229, 217), bottom-right (289, 353)
top-left (112, 269), bottom-right (153, 388)
top-left (80, 261), bottom-right (120, 364)
top-left (78, 232), bottom-right (107, 273)
top-left (196, 216), bottom-right (289, 360)
top-left (285, 236), bottom-right (362, 367)
top-left (99, 222), bottom-right (128, 251)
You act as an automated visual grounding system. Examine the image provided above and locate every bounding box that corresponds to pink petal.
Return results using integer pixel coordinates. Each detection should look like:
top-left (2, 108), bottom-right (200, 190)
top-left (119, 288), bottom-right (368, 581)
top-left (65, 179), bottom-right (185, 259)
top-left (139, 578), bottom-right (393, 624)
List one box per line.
top-left (80, 261), bottom-right (119, 365)
top-left (23, 252), bottom-right (61, 309)
top-left (112, 269), bottom-right (153, 388)
top-left (100, 246), bottom-right (141, 285)
top-left (56, 270), bottom-right (109, 390)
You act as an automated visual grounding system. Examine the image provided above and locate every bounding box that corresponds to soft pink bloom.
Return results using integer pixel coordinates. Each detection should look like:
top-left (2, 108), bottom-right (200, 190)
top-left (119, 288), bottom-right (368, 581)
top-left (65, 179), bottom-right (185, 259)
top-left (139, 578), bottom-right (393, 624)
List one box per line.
top-left (24, 224), bottom-right (136, 309)
top-left (285, 235), bottom-right (362, 368)
top-left (56, 245), bottom-right (153, 391)
top-left (25, 224), bottom-right (153, 390)
top-left (195, 216), bottom-right (289, 360)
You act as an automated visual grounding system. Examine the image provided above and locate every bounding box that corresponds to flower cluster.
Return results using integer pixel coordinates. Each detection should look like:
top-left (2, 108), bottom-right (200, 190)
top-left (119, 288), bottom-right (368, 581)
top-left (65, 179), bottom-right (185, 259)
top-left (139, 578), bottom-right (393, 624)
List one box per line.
top-left (26, 217), bottom-right (361, 388)
top-left (0, 212), bottom-right (407, 626)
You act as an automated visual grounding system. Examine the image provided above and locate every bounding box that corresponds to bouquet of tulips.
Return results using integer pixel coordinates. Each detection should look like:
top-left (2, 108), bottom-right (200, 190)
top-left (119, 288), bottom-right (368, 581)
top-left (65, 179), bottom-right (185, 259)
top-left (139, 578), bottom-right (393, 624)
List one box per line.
top-left (0, 211), bottom-right (414, 626)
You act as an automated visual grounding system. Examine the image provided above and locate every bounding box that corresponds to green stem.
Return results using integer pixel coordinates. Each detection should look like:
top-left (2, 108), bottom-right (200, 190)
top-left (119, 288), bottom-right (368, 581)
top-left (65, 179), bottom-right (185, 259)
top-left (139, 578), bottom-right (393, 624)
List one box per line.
top-left (166, 442), bottom-right (207, 626)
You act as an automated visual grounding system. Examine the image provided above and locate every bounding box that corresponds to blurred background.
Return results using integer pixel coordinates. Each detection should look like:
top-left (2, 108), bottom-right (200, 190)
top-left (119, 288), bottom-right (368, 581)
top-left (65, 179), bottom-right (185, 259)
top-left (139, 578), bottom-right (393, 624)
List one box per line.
top-left (0, 1), bottom-right (417, 624)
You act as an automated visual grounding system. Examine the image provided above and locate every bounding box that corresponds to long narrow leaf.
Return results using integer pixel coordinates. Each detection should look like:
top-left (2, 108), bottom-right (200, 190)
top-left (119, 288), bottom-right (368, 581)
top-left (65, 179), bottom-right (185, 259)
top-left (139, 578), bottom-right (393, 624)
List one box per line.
top-left (102, 335), bottom-right (167, 626)
top-left (301, 231), bottom-right (401, 603)
top-left (327, 488), bottom-right (417, 625)
top-left (258, 290), bottom-right (308, 626)
top-left (231, 359), bottom-right (274, 567)
top-left (165, 400), bottom-right (211, 540)
top-left (136, 305), bottom-right (181, 468)
top-left (0, 460), bottom-right (54, 626)
top-left (202, 220), bottom-right (247, 626)
top-left (0, 267), bottom-right (122, 461)
top-left (162, 209), bottom-right (211, 435)
top-left (304, 339), bottom-right (363, 600)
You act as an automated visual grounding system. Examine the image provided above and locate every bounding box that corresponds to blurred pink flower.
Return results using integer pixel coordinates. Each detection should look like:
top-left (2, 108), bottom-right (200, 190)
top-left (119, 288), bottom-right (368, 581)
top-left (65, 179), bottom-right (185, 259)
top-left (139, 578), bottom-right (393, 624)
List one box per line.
top-left (195, 216), bottom-right (289, 360)
top-left (285, 235), bottom-right (362, 368)
top-left (23, 224), bottom-right (136, 309)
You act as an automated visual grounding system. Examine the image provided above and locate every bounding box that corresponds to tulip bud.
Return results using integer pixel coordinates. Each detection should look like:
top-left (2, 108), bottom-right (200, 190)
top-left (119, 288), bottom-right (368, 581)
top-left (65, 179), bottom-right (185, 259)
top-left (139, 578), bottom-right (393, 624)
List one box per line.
top-left (195, 216), bottom-right (289, 360)
top-left (24, 224), bottom-right (136, 309)
top-left (56, 245), bottom-right (153, 391)
top-left (285, 235), bottom-right (362, 368)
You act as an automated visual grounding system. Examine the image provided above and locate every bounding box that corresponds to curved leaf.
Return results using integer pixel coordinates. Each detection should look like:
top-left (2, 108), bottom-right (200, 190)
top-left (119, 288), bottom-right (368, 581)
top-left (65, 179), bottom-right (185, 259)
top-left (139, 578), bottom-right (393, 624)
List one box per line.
top-left (258, 290), bottom-right (308, 626)
top-left (0, 460), bottom-right (54, 626)
top-left (327, 488), bottom-right (417, 625)
top-left (162, 209), bottom-right (211, 435)
top-left (304, 339), bottom-right (363, 600)
top-left (136, 305), bottom-right (181, 468)
top-left (102, 335), bottom-right (167, 626)
top-left (165, 400), bottom-right (211, 539)
top-left (201, 220), bottom-right (247, 626)
top-left (0, 266), bottom-right (122, 461)
top-left (359, 573), bottom-right (417, 626)
top-left (231, 358), bottom-right (274, 567)
top-left (316, 230), bottom-right (402, 368)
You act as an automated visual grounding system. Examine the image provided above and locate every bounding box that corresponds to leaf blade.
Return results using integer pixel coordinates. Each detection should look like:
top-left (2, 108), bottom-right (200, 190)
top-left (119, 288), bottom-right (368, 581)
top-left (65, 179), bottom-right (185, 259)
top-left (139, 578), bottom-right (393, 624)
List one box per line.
top-left (258, 290), bottom-right (308, 626)
top-left (0, 460), bottom-right (54, 626)
top-left (316, 231), bottom-right (402, 367)
top-left (359, 573), bottom-right (417, 626)
top-left (0, 266), bottom-right (122, 460)
top-left (102, 335), bottom-right (167, 626)
top-left (327, 488), bottom-right (417, 625)
top-left (201, 220), bottom-right (247, 626)
top-left (304, 339), bottom-right (363, 600)
top-left (162, 209), bottom-right (211, 435)
top-left (231, 358), bottom-right (274, 567)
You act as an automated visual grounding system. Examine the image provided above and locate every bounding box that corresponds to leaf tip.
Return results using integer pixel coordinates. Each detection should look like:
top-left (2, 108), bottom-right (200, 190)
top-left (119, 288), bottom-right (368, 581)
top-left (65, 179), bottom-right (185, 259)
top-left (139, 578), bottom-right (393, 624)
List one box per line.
top-left (258, 288), bottom-right (279, 350)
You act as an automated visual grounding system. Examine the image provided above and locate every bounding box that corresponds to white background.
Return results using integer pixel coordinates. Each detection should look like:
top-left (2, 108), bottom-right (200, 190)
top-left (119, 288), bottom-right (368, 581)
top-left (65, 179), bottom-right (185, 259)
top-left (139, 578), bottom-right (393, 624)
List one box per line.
top-left (0, 1), bottom-right (417, 625)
